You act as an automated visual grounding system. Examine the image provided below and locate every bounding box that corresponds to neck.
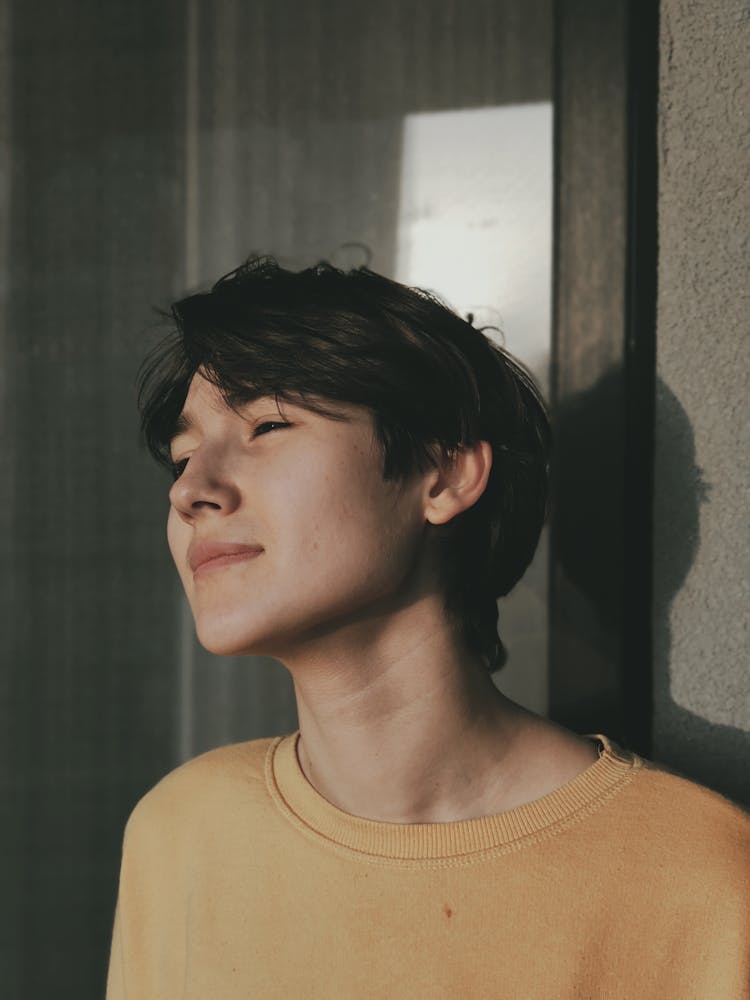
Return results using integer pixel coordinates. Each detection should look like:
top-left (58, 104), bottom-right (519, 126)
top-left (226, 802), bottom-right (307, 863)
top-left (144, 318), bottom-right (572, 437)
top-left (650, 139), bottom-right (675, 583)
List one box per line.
top-left (284, 603), bottom-right (532, 824)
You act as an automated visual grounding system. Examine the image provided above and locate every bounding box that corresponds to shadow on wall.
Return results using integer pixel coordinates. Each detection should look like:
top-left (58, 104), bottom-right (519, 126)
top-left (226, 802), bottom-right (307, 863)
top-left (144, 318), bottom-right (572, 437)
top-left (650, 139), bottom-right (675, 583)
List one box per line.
top-left (555, 368), bottom-right (748, 805)
top-left (652, 378), bottom-right (750, 807)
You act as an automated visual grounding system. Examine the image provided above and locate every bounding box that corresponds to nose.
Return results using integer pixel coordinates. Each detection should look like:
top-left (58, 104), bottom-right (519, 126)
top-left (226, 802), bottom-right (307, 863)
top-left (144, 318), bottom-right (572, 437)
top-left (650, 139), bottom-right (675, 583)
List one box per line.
top-left (168, 447), bottom-right (241, 522)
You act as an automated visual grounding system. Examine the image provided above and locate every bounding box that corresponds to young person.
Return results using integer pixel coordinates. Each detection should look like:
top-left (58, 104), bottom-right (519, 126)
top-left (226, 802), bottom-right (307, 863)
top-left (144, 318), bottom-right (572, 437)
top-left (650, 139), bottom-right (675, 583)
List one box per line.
top-left (107, 257), bottom-right (749, 998)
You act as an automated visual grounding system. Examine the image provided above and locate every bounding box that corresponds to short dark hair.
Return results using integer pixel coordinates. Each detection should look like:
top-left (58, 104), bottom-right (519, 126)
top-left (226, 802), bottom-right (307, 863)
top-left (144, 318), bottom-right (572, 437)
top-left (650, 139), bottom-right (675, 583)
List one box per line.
top-left (137, 256), bottom-right (550, 672)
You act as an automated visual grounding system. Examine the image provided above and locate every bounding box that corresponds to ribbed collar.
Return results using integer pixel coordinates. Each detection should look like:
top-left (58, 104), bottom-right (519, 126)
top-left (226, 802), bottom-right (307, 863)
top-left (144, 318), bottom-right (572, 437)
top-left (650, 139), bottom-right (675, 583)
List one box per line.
top-left (265, 730), bottom-right (642, 863)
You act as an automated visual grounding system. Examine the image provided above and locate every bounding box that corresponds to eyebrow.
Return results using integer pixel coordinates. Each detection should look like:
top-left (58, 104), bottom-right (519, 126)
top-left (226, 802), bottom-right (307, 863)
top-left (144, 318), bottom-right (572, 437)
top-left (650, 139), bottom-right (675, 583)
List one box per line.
top-left (167, 394), bottom-right (350, 453)
top-left (167, 396), bottom-right (281, 448)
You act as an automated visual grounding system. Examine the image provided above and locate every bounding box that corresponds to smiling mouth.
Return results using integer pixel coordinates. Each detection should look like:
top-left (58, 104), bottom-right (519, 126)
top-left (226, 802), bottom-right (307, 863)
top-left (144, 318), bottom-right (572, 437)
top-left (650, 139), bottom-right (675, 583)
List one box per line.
top-left (193, 550), bottom-right (264, 578)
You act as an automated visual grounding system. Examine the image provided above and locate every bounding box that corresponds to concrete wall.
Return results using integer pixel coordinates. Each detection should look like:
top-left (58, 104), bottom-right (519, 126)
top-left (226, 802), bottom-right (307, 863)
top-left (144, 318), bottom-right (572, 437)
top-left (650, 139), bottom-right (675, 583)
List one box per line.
top-left (653, 0), bottom-right (749, 804)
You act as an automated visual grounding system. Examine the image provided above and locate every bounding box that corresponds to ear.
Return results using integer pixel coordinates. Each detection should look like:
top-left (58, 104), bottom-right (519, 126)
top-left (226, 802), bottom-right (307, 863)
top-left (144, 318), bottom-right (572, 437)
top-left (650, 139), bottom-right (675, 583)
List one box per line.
top-left (423, 440), bottom-right (493, 526)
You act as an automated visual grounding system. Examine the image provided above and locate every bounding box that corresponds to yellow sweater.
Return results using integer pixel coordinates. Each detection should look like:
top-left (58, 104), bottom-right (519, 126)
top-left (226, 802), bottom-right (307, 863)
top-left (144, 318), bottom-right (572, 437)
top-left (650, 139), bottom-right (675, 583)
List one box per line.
top-left (107, 732), bottom-right (750, 999)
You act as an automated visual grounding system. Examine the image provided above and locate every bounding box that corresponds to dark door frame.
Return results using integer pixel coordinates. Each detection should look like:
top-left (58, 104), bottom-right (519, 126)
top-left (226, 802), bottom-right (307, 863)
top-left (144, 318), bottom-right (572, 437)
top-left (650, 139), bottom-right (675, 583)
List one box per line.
top-left (549, 0), bottom-right (659, 756)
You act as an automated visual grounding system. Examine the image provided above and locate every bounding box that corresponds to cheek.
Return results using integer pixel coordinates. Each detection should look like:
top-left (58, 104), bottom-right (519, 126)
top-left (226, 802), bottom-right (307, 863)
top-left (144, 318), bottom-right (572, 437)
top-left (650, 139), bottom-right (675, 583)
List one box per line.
top-left (286, 463), bottom-right (368, 545)
top-left (292, 470), bottom-right (420, 584)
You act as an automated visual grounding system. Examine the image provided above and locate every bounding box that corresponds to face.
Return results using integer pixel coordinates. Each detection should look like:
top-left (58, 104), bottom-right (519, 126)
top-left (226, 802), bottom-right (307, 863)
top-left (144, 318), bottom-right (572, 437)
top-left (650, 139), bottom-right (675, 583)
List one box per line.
top-left (167, 373), bottom-right (435, 658)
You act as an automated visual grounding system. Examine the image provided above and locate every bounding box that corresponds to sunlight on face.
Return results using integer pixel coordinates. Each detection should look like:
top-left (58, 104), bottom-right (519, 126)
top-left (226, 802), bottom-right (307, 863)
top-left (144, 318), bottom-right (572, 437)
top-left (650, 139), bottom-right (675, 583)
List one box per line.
top-left (166, 374), bottom-right (434, 659)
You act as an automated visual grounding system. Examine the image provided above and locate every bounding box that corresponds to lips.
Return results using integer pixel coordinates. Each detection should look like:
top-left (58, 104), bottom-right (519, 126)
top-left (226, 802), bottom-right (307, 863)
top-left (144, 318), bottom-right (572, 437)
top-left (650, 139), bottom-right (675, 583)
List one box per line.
top-left (188, 540), bottom-right (264, 574)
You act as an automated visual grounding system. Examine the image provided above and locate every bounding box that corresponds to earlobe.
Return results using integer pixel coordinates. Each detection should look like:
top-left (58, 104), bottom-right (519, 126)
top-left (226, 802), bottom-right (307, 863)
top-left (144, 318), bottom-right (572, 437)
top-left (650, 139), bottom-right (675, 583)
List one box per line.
top-left (424, 440), bottom-right (492, 526)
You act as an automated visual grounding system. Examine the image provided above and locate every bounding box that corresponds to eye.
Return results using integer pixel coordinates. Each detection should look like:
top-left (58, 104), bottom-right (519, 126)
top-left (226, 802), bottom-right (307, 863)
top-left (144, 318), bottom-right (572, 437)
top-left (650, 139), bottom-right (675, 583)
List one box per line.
top-left (253, 421), bottom-right (290, 437)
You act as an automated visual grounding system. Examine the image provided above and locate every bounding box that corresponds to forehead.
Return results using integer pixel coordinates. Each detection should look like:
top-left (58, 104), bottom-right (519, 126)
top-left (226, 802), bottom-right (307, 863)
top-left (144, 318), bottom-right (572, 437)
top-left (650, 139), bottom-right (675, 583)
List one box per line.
top-left (181, 371), bottom-right (233, 414)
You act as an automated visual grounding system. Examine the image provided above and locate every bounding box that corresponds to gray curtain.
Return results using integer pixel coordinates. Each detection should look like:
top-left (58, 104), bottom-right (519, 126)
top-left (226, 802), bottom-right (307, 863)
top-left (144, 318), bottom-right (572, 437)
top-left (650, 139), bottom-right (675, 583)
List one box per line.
top-left (0, 2), bottom-right (552, 995)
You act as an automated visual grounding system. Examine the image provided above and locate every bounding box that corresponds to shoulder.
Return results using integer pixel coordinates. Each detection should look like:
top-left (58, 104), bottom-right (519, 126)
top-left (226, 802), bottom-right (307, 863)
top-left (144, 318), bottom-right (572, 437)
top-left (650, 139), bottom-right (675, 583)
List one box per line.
top-left (122, 735), bottom-right (283, 853)
top-left (633, 757), bottom-right (749, 843)
top-left (616, 756), bottom-right (750, 900)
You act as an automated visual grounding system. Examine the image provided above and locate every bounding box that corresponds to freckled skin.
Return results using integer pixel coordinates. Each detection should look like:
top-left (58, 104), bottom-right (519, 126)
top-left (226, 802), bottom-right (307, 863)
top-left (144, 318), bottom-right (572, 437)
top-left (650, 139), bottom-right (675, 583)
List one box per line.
top-left (167, 374), bottom-right (434, 660)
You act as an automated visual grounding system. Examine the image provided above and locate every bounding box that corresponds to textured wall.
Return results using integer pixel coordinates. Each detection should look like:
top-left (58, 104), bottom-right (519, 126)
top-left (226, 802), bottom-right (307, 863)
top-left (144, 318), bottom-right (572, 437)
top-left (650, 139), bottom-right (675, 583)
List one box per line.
top-left (653, 0), bottom-right (750, 803)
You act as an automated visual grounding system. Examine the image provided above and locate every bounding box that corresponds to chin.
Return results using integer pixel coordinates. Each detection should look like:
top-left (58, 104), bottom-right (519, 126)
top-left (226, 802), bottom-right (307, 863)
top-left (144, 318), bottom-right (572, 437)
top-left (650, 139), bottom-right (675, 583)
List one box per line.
top-left (193, 608), bottom-right (292, 659)
top-left (190, 586), bottom-right (379, 659)
top-left (195, 624), bottom-right (267, 658)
